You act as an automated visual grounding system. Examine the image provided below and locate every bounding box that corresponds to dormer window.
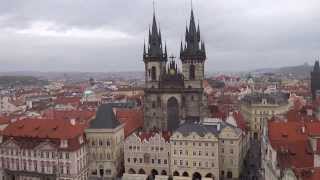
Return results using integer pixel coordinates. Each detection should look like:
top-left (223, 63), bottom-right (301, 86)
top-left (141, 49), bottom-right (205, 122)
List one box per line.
top-left (60, 140), bottom-right (68, 148)
top-left (78, 136), bottom-right (84, 144)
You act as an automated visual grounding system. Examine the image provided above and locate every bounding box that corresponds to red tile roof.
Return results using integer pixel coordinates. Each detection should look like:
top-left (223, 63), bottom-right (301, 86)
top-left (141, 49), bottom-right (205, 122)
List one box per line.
top-left (54, 96), bottom-right (81, 105)
top-left (0, 116), bottom-right (10, 125)
top-left (286, 109), bottom-right (317, 123)
top-left (3, 118), bottom-right (85, 139)
top-left (42, 109), bottom-right (95, 126)
top-left (232, 111), bottom-right (248, 132)
top-left (303, 168), bottom-right (320, 180)
top-left (2, 118), bottom-right (86, 151)
top-left (116, 108), bottom-right (143, 137)
top-left (268, 120), bottom-right (314, 169)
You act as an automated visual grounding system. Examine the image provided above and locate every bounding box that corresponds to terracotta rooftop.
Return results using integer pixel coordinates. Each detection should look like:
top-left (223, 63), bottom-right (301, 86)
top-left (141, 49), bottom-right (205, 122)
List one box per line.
top-left (43, 109), bottom-right (95, 126)
top-left (268, 120), bottom-right (315, 169)
top-left (232, 111), bottom-right (248, 132)
top-left (0, 116), bottom-right (10, 125)
top-left (3, 118), bottom-right (85, 140)
top-left (54, 96), bottom-right (81, 105)
top-left (116, 108), bottom-right (143, 137)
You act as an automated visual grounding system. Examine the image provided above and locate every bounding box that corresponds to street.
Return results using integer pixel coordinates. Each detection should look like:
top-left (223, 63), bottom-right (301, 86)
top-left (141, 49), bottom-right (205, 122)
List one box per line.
top-left (240, 139), bottom-right (261, 180)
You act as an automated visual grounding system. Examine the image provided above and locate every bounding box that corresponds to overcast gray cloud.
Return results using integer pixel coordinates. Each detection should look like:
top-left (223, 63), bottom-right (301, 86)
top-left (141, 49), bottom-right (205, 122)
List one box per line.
top-left (0, 0), bottom-right (320, 72)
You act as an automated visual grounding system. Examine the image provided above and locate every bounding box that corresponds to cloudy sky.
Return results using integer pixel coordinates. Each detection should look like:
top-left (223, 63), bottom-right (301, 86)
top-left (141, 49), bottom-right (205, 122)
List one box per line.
top-left (0, 0), bottom-right (320, 72)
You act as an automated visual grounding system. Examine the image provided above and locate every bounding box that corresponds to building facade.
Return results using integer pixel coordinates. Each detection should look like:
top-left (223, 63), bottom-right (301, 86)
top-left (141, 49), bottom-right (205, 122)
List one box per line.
top-left (124, 132), bottom-right (170, 177)
top-left (218, 123), bottom-right (245, 179)
top-left (0, 118), bottom-right (88, 180)
top-left (123, 116), bottom-right (249, 180)
top-left (86, 104), bottom-right (124, 180)
top-left (143, 8), bottom-right (208, 131)
top-left (170, 123), bottom-right (220, 180)
top-left (240, 92), bottom-right (289, 139)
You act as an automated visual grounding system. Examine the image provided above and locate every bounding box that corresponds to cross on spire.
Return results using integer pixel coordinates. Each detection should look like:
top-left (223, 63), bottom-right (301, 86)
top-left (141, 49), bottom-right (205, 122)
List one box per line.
top-left (143, 0), bottom-right (166, 61)
top-left (153, 0), bottom-right (155, 15)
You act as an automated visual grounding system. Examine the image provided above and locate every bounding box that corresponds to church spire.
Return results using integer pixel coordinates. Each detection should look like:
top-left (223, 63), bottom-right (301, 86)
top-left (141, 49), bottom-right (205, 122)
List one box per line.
top-left (180, 3), bottom-right (206, 61)
top-left (189, 8), bottom-right (196, 35)
top-left (144, 2), bottom-right (165, 60)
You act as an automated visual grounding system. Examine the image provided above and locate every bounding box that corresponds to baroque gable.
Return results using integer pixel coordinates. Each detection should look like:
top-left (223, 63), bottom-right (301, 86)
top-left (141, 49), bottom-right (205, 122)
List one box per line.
top-left (219, 126), bottom-right (240, 139)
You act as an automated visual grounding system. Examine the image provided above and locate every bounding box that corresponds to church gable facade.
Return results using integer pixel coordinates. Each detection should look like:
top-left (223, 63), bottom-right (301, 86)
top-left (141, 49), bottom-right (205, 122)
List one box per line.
top-left (143, 9), bottom-right (208, 131)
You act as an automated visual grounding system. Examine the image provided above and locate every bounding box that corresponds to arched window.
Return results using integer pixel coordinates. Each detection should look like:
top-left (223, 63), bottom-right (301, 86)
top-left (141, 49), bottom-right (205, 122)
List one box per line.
top-left (182, 172), bottom-right (189, 177)
top-left (151, 66), bottom-right (156, 81)
top-left (189, 64), bottom-right (195, 80)
top-left (138, 169), bottom-right (145, 174)
top-left (128, 168), bottom-right (135, 174)
top-left (173, 171), bottom-right (179, 176)
top-left (167, 97), bottom-right (180, 131)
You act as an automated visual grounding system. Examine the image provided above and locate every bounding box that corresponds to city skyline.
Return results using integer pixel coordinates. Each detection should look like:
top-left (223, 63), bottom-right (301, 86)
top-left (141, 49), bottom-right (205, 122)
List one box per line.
top-left (0, 0), bottom-right (320, 72)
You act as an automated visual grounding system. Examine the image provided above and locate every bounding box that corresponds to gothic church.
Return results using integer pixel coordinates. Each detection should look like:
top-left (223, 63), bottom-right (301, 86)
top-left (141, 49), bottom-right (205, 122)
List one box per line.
top-left (143, 7), bottom-right (208, 131)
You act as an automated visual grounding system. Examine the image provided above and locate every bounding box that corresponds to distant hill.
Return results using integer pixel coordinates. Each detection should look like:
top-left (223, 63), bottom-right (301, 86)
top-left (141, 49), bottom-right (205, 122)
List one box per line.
top-left (0, 76), bottom-right (48, 88)
top-left (0, 71), bottom-right (144, 82)
top-left (253, 63), bottom-right (312, 79)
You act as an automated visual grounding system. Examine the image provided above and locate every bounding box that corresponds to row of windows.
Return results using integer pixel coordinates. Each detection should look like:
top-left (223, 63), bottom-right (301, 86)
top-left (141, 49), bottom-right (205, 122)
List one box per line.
top-left (0, 160), bottom-right (70, 175)
top-left (90, 139), bottom-right (111, 147)
top-left (151, 146), bottom-right (164, 151)
top-left (221, 140), bottom-right (234, 144)
top-left (91, 152), bottom-right (111, 161)
top-left (255, 110), bottom-right (275, 115)
top-left (173, 141), bottom-right (215, 147)
top-left (0, 149), bottom-right (70, 160)
top-left (127, 158), bottom-right (168, 165)
top-left (128, 146), bottom-right (165, 151)
top-left (173, 149), bottom-right (215, 157)
top-left (128, 146), bottom-right (140, 151)
top-left (91, 169), bottom-right (112, 176)
top-left (221, 148), bottom-right (234, 154)
top-left (173, 160), bottom-right (215, 168)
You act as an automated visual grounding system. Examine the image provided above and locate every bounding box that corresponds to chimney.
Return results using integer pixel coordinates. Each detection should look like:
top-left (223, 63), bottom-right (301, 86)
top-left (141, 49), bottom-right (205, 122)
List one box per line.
top-left (301, 125), bottom-right (306, 134)
top-left (70, 118), bottom-right (76, 126)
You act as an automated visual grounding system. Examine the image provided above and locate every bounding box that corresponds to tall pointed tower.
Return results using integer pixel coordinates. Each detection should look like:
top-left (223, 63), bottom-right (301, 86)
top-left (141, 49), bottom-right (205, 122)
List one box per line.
top-left (311, 61), bottom-right (320, 100)
top-left (142, 4), bottom-right (208, 131)
top-left (179, 7), bottom-right (208, 119)
top-left (143, 11), bottom-right (167, 89)
top-left (180, 7), bottom-right (206, 89)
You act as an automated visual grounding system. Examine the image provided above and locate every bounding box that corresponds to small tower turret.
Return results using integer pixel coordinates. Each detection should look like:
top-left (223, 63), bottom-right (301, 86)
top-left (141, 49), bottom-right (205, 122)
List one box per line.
top-left (311, 60), bottom-right (320, 100)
